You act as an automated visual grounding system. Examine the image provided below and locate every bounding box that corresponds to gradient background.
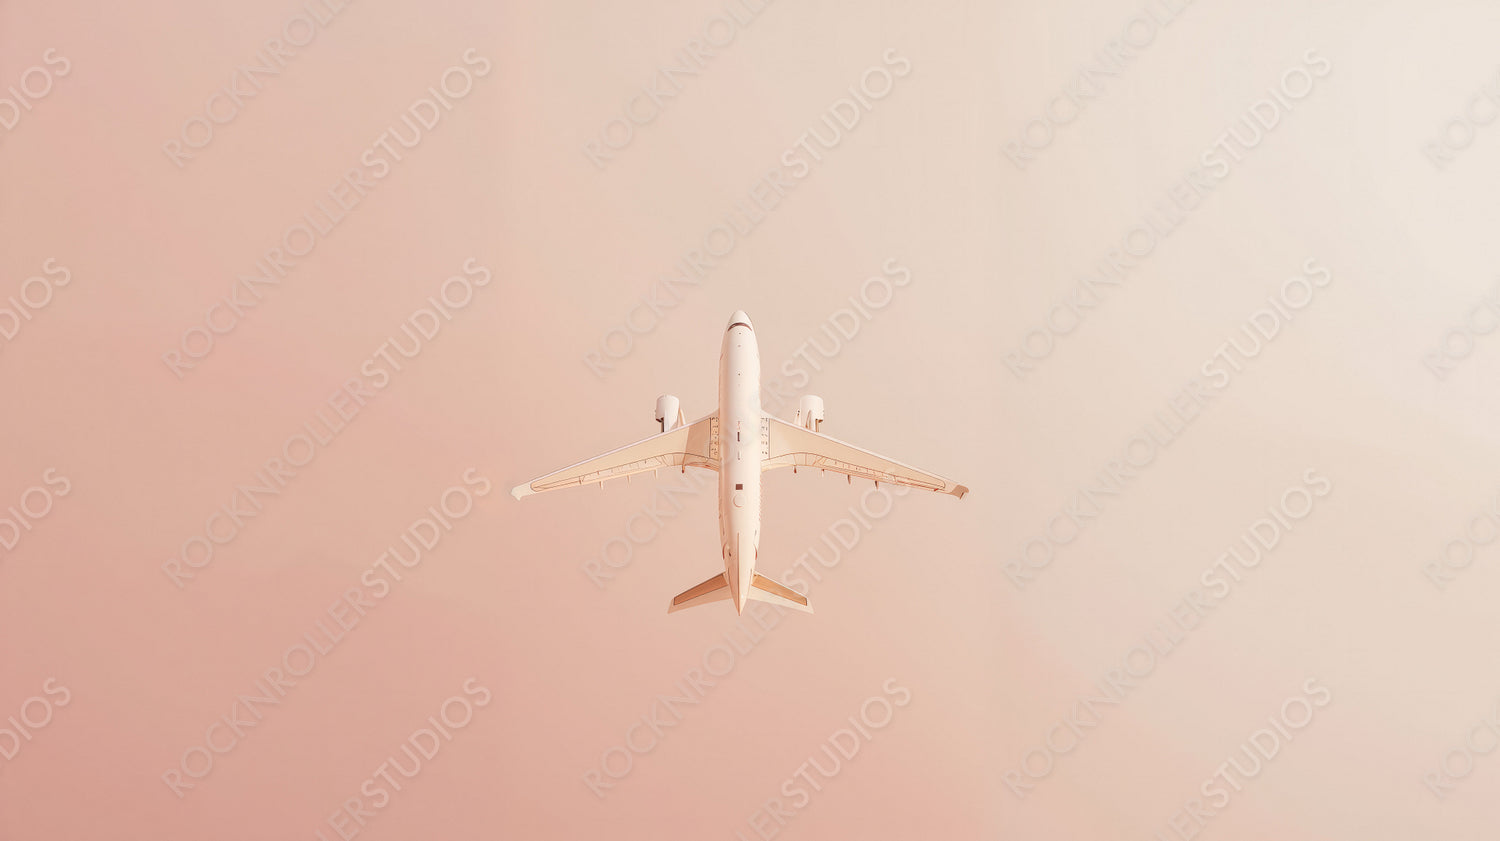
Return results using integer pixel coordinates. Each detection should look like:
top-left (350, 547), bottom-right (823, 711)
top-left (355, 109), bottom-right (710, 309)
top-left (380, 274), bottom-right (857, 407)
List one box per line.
top-left (2, 0), bottom-right (1500, 838)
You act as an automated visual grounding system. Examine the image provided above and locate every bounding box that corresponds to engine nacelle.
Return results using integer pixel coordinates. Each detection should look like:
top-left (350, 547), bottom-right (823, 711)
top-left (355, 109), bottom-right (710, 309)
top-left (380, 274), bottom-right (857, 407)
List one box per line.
top-left (656, 395), bottom-right (685, 431)
top-left (795, 395), bottom-right (824, 431)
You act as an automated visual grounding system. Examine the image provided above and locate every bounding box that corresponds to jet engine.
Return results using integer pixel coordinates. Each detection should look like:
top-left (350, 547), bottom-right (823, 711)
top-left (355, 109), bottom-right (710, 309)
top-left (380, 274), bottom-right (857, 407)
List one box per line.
top-left (656, 395), bottom-right (685, 431)
top-left (795, 395), bottom-right (824, 431)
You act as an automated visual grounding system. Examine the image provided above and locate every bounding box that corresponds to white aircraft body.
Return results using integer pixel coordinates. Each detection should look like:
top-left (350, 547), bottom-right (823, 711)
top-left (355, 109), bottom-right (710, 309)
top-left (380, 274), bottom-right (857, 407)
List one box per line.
top-left (512, 311), bottom-right (968, 614)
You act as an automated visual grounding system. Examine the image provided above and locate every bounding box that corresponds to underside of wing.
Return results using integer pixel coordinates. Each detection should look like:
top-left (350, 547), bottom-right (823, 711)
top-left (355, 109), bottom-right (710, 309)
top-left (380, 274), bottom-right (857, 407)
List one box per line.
top-left (762, 416), bottom-right (968, 498)
top-left (512, 414), bottom-right (719, 499)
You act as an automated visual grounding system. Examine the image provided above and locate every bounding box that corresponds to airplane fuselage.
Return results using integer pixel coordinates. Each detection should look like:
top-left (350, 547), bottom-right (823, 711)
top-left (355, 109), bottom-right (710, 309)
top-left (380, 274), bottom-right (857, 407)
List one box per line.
top-left (718, 313), bottom-right (761, 612)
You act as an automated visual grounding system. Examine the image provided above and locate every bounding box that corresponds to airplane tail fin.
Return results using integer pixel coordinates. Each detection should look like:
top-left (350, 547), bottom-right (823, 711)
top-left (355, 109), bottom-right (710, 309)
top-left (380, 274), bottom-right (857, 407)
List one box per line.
top-left (747, 573), bottom-right (813, 614)
top-left (667, 573), bottom-right (731, 613)
top-left (666, 571), bottom-right (814, 614)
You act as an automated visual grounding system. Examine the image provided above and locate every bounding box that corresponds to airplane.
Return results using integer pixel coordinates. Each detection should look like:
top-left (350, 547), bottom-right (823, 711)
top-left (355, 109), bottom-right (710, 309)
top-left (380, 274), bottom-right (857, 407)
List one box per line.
top-left (511, 310), bottom-right (968, 615)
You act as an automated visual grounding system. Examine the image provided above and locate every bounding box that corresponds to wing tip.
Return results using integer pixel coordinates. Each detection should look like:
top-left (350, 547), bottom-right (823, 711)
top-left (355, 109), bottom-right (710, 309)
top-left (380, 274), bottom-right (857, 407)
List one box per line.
top-left (951, 484), bottom-right (969, 499)
top-left (510, 484), bottom-right (534, 500)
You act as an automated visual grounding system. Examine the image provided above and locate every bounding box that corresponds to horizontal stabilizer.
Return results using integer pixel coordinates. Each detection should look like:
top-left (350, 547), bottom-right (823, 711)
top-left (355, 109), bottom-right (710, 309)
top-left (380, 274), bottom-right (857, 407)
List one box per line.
top-left (747, 573), bottom-right (813, 614)
top-left (667, 573), bottom-right (731, 613)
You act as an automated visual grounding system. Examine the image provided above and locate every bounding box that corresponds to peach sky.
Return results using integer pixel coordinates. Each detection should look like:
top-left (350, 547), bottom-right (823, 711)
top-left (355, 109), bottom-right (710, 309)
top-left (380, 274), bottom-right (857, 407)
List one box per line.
top-left (2, 0), bottom-right (1500, 838)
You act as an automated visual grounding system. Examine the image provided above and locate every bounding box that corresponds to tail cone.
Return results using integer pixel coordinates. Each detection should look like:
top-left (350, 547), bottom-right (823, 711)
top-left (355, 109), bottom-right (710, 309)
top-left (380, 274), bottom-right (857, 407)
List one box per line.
top-left (733, 533), bottom-right (753, 613)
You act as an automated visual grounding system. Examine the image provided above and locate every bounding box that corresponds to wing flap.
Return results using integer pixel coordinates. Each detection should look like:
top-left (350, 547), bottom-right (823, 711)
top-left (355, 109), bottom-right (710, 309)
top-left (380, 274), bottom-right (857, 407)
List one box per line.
top-left (512, 414), bottom-right (718, 499)
top-left (762, 416), bottom-right (968, 498)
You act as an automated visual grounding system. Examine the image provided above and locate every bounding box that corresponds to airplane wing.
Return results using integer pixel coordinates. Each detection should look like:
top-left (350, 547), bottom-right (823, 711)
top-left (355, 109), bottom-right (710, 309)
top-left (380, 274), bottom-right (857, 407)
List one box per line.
top-left (511, 414), bottom-right (720, 499)
top-left (762, 416), bottom-right (968, 498)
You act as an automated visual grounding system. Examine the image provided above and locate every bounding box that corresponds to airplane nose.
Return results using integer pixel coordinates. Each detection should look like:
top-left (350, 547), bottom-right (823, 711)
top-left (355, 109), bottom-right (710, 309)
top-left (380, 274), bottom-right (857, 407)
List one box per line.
top-left (727, 310), bottom-right (753, 331)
